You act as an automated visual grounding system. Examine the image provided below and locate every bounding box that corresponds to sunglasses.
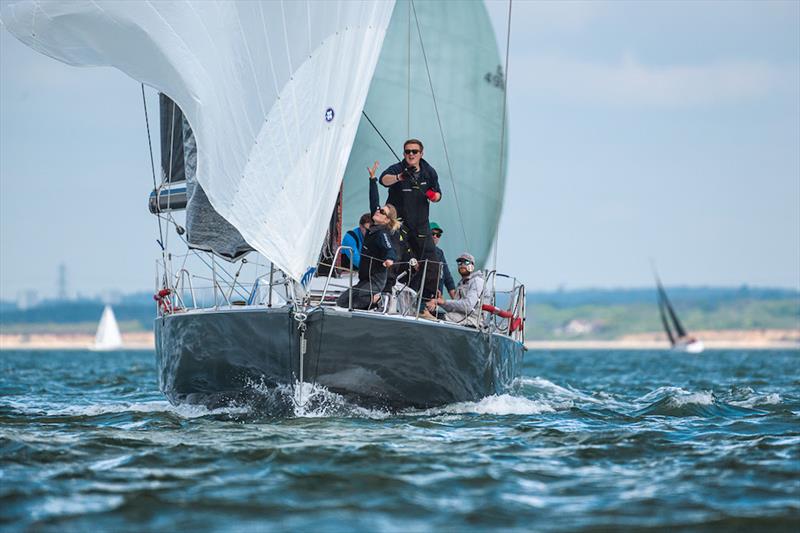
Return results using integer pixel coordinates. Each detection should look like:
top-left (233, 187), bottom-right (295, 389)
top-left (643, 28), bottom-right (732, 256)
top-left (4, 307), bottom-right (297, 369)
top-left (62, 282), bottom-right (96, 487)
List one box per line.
top-left (404, 149), bottom-right (420, 155)
top-left (456, 259), bottom-right (473, 265)
top-left (376, 207), bottom-right (389, 216)
top-left (432, 231), bottom-right (443, 238)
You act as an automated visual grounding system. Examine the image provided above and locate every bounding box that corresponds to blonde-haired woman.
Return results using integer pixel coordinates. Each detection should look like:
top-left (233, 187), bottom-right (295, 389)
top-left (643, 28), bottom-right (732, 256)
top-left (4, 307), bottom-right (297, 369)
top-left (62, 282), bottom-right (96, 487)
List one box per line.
top-left (336, 162), bottom-right (399, 310)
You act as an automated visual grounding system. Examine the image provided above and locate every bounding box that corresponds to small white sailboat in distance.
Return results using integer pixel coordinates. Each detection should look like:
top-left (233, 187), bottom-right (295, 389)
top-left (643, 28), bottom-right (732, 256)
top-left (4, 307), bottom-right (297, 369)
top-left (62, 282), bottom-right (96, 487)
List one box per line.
top-left (91, 305), bottom-right (123, 351)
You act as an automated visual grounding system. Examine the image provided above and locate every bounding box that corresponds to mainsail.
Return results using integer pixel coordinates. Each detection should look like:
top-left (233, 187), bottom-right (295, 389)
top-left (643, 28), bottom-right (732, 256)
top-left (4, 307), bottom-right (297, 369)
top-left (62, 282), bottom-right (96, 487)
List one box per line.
top-left (344, 0), bottom-right (508, 268)
top-left (655, 276), bottom-right (690, 346)
top-left (156, 94), bottom-right (254, 262)
top-left (1, 0), bottom-right (395, 280)
top-left (657, 288), bottom-right (676, 345)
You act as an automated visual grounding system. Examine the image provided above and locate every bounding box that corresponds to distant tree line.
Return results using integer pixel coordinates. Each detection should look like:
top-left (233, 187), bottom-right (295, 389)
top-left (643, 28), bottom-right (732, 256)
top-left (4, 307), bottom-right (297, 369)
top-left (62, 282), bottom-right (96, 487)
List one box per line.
top-left (1, 287), bottom-right (797, 338)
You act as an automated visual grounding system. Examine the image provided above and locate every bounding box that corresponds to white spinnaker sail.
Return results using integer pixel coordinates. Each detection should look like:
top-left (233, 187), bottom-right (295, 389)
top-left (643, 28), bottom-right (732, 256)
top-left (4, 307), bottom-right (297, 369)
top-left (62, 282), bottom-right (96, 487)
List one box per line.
top-left (1, 0), bottom-right (395, 280)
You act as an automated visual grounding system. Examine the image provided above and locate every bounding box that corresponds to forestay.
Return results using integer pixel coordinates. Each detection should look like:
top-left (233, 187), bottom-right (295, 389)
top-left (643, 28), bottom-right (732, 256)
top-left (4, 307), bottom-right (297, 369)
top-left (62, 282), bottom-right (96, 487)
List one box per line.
top-left (1, 0), bottom-right (395, 280)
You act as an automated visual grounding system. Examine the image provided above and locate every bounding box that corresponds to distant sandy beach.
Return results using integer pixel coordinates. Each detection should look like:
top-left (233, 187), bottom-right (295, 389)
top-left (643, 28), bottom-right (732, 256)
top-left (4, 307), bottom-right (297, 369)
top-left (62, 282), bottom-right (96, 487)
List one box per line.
top-left (1, 329), bottom-right (797, 351)
top-left (526, 329), bottom-right (800, 350)
top-left (0, 332), bottom-right (154, 350)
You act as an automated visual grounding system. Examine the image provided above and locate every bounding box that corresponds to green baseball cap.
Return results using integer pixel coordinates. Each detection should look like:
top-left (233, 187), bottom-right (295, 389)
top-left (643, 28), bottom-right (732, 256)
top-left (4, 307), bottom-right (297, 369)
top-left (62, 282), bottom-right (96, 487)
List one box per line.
top-left (430, 221), bottom-right (443, 234)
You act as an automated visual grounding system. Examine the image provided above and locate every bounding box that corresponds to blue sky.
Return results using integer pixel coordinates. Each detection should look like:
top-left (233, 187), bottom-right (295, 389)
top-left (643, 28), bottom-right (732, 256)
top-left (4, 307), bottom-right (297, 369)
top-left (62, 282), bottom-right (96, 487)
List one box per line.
top-left (1, 0), bottom-right (798, 299)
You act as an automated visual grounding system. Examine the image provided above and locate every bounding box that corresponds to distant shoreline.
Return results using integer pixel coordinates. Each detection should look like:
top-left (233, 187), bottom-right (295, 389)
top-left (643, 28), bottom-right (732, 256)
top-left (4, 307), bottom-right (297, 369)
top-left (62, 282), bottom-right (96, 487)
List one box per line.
top-left (528, 328), bottom-right (799, 350)
top-left (525, 340), bottom-right (800, 350)
top-left (0, 332), bottom-right (154, 351)
top-left (1, 329), bottom-right (798, 351)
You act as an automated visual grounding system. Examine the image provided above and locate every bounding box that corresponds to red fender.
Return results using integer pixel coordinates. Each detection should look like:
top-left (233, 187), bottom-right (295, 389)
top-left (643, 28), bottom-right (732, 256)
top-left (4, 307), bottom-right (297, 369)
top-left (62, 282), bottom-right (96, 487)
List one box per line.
top-left (482, 304), bottom-right (523, 333)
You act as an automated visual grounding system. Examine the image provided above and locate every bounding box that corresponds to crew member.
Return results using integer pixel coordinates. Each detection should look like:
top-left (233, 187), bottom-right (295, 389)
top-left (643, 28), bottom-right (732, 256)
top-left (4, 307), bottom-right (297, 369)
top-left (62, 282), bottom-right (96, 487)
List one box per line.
top-left (341, 213), bottom-right (371, 270)
top-left (337, 162), bottom-right (400, 310)
top-left (430, 221), bottom-right (456, 299)
top-left (379, 139), bottom-right (442, 304)
top-left (426, 253), bottom-right (486, 328)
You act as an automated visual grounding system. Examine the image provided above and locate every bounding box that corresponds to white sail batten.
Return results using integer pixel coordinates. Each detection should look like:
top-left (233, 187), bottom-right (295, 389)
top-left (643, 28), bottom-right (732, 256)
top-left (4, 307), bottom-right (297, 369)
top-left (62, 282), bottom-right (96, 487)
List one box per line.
top-left (1, 0), bottom-right (395, 280)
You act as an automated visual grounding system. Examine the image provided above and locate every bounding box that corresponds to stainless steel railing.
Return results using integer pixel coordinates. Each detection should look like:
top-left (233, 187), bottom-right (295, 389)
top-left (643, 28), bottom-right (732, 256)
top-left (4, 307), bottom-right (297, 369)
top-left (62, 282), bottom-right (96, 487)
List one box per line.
top-left (155, 248), bottom-right (525, 341)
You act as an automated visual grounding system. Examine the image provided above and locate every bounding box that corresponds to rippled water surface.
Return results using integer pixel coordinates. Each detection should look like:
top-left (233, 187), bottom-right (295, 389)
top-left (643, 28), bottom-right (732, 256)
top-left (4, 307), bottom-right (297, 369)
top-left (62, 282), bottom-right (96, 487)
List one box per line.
top-left (1, 349), bottom-right (798, 531)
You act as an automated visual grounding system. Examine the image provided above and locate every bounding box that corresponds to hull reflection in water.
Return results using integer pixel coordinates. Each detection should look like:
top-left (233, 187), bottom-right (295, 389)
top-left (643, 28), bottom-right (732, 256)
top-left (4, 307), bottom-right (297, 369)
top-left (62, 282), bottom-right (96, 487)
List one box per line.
top-left (155, 306), bottom-right (524, 410)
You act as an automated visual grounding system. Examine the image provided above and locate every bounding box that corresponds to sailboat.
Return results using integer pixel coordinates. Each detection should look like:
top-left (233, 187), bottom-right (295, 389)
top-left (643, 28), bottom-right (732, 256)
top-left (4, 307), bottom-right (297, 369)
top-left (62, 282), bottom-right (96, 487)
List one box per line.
top-left (2, 0), bottom-right (525, 409)
top-left (656, 278), bottom-right (704, 354)
top-left (90, 305), bottom-right (123, 352)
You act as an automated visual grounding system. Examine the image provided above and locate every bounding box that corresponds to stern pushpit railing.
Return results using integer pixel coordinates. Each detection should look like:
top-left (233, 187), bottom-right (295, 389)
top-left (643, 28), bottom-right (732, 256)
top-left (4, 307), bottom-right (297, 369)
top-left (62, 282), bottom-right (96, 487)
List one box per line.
top-left (480, 270), bottom-right (526, 343)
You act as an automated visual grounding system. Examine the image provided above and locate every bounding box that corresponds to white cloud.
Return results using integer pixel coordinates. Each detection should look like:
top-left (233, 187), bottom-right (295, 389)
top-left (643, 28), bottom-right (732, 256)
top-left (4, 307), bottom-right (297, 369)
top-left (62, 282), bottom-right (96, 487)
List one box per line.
top-left (515, 52), bottom-right (796, 108)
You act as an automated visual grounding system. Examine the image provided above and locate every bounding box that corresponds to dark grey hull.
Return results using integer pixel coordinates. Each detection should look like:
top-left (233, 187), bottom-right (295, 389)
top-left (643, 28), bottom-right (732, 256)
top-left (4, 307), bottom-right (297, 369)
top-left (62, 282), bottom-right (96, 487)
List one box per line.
top-left (155, 306), bottom-right (524, 410)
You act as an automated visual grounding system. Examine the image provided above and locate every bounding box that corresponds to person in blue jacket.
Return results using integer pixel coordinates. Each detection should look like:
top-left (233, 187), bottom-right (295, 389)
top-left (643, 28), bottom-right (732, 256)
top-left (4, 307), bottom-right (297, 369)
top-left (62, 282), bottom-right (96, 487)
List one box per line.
top-left (430, 221), bottom-right (456, 299)
top-left (336, 162), bottom-right (400, 310)
top-left (341, 213), bottom-right (371, 270)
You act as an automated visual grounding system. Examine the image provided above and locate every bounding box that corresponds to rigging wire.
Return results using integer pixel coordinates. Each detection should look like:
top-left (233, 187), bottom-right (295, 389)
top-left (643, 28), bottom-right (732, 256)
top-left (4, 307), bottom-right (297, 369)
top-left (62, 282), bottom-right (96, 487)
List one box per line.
top-left (362, 110), bottom-right (401, 161)
top-left (492, 0), bottom-right (513, 270)
top-left (410, 0), bottom-right (469, 250)
top-left (492, 0), bottom-right (513, 271)
top-left (407, 0), bottom-right (411, 138)
top-left (141, 84), bottom-right (165, 251)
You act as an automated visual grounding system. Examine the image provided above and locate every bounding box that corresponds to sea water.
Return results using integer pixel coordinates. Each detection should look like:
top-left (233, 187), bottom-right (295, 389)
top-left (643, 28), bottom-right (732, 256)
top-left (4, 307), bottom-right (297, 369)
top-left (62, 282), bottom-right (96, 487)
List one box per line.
top-left (1, 349), bottom-right (798, 531)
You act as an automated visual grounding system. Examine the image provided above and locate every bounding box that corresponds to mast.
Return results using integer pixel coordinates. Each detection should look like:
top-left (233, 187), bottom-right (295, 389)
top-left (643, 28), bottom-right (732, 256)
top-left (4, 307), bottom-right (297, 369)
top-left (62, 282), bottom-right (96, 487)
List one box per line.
top-left (317, 185), bottom-right (344, 277)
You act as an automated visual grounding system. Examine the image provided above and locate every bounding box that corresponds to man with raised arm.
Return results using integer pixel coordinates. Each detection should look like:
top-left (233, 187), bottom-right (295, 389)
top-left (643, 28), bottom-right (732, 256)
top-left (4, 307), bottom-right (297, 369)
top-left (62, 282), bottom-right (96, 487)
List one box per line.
top-left (379, 139), bottom-right (442, 305)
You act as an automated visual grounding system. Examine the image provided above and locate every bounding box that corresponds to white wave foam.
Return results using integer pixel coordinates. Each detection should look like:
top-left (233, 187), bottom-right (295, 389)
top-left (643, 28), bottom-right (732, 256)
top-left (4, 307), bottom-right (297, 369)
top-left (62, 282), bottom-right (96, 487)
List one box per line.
top-left (730, 393), bottom-right (782, 408)
top-left (635, 386), bottom-right (690, 404)
top-left (667, 391), bottom-right (715, 407)
top-left (292, 381), bottom-right (390, 419)
top-left (502, 493), bottom-right (547, 508)
top-left (421, 394), bottom-right (556, 416)
top-left (246, 378), bottom-right (391, 419)
top-left (32, 494), bottom-right (124, 520)
top-left (635, 386), bottom-right (716, 408)
top-left (90, 454), bottom-right (132, 472)
top-left (516, 376), bottom-right (627, 409)
top-left (6, 399), bottom-right (248, 419)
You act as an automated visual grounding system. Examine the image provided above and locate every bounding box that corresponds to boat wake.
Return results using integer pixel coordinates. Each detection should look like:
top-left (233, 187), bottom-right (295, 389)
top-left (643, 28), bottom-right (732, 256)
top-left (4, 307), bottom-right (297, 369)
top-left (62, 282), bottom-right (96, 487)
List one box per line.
top-left (416, 394), bottom-right (556, 416)
top-left (196, 376), bottom-right (786, 420)
top-left (3, 376), bottom-right (782, 423)
top-left (241, 378), bottom-right (391, 419)
top-left (514, 376), bottom-right (628, 409)
top-left (238, 377), bottom-right (560, 418)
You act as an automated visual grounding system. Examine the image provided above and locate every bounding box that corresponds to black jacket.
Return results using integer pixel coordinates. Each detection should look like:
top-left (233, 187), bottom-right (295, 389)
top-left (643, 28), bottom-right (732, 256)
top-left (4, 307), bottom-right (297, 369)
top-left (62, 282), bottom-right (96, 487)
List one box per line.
top-left (359, 178), bottom-right (397, 281)
top-left (358, 226), bottom-right (397, 281)
top-left (379, 158), bottom-right (441, 233)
